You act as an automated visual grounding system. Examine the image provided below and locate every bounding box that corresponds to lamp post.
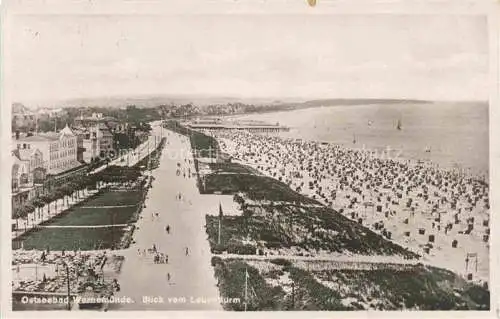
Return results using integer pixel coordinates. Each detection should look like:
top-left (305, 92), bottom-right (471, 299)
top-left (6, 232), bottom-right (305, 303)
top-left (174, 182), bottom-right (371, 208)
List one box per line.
top-left (63, 262), bottom-right (72, 311)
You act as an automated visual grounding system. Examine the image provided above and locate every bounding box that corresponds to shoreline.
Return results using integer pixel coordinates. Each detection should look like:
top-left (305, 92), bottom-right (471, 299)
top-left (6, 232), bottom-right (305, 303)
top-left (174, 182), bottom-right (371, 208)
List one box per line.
top-left (222, 103), bottom-right (489, 178)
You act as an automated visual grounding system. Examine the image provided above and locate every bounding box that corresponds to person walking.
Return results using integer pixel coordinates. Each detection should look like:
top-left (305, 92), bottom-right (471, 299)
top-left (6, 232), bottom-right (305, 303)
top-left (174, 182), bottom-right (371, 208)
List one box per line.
top-left (185, 247), bottom-right (189, 256)
top-left (167, 272), bottom-right (171, 282)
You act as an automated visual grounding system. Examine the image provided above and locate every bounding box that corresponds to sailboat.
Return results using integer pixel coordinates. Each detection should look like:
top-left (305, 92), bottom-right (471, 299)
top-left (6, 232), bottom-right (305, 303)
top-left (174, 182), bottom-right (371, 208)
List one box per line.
top-left (396, 118), bottom-right (402, 131)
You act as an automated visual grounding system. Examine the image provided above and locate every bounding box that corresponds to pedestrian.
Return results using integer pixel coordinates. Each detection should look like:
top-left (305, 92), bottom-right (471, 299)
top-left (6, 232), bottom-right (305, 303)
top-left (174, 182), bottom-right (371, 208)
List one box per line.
top-left (185, 247), bottom-right (189, 256)
top-left (166, 254), bottom-right (169, 263)
top-left (167, 272), bottom-right (171, 282)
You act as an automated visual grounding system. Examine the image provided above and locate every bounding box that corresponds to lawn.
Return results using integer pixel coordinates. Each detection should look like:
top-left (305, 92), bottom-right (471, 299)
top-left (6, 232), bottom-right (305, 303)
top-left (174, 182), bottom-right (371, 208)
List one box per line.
top-left (204, 174), bottom-right (318, 205)
top-left (211, 257), bottom-right (490, 311)
top-left (14, 227), bottom-right (127, 251)
top-left (208, 162), bottom-right (261, 175)
top-left (42, 191), bottom-right (142, 226)
top-left (190, 132), bottom-right (218, 158)
top-left (211, 257), bottom-right (288, 311)
top-left (310, 266), bottom-right (489, 310)
top-left (206, 203), bottom-right (418, 258)
top-left (48, 206), bottom-right (139, 226)
top-left (13, 190), bottom-right (144, 251)
top-left (86, 191), bottom-right (143, 207)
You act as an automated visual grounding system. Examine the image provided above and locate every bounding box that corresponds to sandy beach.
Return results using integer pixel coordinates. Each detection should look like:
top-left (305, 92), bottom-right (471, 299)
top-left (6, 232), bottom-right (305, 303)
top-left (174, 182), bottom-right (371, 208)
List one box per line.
top-left (210, 128), bottom-right (489, 284)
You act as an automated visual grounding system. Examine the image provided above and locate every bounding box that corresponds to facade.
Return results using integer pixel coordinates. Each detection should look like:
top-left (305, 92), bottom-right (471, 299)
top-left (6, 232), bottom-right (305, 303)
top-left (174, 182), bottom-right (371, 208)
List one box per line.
top-left (98, 124), bottom-right (115, 157)
top-left (74, 128), bottom-right (86, 162)
top-left (74, 125), bottom-right (102, 163)
top-left (13, 124), bottom-right (79, 175)
top-left (11, 148), bottom-right (45, 212)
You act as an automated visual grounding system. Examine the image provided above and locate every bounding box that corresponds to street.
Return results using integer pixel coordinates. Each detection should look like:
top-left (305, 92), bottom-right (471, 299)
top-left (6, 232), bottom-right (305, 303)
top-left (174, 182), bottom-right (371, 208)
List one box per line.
top-left (111, 129), bottom-right (222, 310)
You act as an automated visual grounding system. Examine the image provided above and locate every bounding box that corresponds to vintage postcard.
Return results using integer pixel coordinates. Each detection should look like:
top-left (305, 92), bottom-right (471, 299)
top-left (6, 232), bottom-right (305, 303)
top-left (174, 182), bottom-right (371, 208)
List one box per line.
top-left (1, 0), bottom-right (498, 317)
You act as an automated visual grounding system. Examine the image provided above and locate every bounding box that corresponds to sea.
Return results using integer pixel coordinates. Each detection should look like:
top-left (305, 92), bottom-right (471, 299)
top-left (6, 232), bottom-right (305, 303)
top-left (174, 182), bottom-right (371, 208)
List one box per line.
top-left (230, 101), bottom-right (489, 178)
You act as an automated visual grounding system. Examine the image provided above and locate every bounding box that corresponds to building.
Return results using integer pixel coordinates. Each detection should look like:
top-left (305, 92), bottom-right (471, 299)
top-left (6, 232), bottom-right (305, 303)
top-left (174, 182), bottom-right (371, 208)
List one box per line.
top-left (98, 123), bottom-right (115, 157)
top-left (74, 125), bottom-right (101, 163)
top-left (11, 147), bottom-right (46, 212)
top-left (74, 128), bottom-right (86, 162)
top-left (13, 124), bottom-right (79, 175)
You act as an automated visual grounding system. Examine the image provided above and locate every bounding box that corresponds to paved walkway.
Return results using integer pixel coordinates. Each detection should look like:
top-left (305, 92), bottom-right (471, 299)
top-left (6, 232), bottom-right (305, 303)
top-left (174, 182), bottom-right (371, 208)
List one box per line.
top-left (215, 253), bottom-right (419, 264)
top-left (80, 204), bottom-right (138, 209)
top-left (35, 224), bottom-right (129, 229)
top-left (111, 128), bottom-right (221, 311)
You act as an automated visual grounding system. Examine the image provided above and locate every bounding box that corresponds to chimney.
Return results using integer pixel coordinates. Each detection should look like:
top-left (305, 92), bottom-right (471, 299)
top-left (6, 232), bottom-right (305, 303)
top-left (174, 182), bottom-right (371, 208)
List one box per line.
top-left (15, 130), bottom-right (20, 140)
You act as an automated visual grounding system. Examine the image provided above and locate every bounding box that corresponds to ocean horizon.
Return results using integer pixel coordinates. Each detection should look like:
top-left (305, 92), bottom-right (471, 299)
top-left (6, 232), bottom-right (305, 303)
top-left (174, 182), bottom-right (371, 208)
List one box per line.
top-left (230, 101), bottom-right (489, 178)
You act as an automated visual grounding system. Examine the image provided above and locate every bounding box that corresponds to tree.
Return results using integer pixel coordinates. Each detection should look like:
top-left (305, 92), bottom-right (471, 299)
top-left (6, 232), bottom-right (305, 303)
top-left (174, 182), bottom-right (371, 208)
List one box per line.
top-left (60, 185), bottom-right (73, 206)
top-left (12, 207), bottom-right (22, 231)
top-left (20, 203), bottom-right (35, 229)
top-left (62, 184), bottom-right (74, 205)
top-left (73, 176), bottom-right (86, 198)
top-left (53, 188), bottom-right (65, 214)
top-left (39, 194), bottom-right (50, 216)
top-left (31, 198), bottom-right (45, 222)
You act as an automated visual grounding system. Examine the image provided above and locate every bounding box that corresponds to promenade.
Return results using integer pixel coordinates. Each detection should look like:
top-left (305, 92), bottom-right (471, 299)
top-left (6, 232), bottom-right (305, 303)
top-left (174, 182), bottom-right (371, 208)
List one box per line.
top-left (111, 130), bottom-right (221, 310)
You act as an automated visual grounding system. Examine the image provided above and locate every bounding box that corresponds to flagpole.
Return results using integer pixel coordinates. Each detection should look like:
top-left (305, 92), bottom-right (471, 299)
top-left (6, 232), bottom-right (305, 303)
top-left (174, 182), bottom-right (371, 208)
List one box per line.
top-left (218, 202), bottom-right (223, 245)
top-left (218, 218), bottom-right (221, 245)
top-left (244, 267), bottom-right (248, 312)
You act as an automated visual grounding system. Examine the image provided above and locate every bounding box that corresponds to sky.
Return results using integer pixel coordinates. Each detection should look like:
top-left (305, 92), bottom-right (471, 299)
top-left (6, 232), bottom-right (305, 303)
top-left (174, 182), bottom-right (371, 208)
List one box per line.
top-left (8, 14), bottom-right (489, 105)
